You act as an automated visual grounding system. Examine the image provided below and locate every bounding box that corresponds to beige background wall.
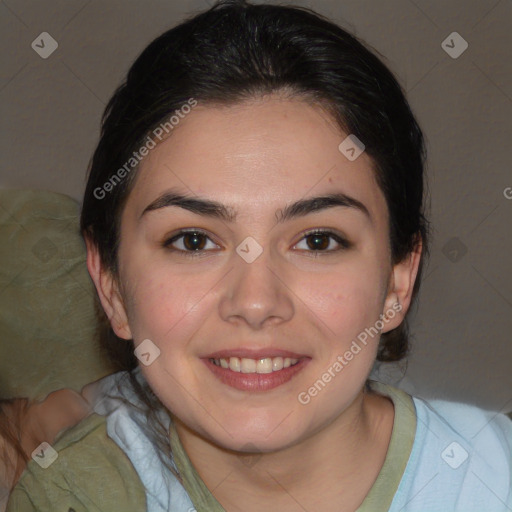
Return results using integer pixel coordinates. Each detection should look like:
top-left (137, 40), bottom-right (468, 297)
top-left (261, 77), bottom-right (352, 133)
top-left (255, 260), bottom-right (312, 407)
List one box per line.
top-left (1, 0), bottom-right (511, 411)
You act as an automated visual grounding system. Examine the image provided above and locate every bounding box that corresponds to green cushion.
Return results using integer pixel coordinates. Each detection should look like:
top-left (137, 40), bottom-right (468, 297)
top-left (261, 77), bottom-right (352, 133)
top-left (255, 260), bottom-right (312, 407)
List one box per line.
top-left (0, 189), bottom-right (116, 401)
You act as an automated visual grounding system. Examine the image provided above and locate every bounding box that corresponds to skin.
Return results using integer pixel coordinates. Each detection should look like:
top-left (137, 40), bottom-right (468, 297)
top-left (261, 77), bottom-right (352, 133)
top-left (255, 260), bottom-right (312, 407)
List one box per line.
top-left (86, 94), bottom-right (422, 511)
top-left (19, 389), bottom-right (95, 454)
top-left (0, 382), bottom-right (101, 498)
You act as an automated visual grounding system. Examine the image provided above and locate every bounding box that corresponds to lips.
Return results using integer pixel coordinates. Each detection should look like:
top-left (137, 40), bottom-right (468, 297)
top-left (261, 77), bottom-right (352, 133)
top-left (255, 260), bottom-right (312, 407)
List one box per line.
top-left (202, 348), bottom-right (310, 391)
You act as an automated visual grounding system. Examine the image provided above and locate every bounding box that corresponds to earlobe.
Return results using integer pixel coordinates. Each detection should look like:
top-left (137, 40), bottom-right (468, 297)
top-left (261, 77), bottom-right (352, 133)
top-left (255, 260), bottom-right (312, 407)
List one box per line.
top-left (84, 235), bottom-right (133, 340)
top-left (381, 237), bottom-right (423, 333)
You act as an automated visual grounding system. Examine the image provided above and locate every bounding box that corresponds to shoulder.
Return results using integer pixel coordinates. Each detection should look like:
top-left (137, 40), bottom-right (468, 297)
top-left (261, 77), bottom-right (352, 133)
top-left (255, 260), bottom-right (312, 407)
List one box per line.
top-left (6, 413), bottom-right (147, 512)
top-left (415, 396), bottom-right (512, 463)
top-left (390, 395), bottom-right (512, 512)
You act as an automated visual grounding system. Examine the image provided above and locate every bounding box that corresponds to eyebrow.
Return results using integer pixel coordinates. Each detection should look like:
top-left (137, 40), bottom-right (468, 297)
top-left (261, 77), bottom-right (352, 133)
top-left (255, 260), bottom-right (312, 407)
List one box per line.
top-left (139, 187), bottom-right (372, 225)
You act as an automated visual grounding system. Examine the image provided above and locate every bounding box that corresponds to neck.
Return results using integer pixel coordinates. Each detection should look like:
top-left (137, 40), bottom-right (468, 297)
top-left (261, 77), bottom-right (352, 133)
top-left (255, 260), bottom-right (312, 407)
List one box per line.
top-left (172, 387), bottom-right (394, 511)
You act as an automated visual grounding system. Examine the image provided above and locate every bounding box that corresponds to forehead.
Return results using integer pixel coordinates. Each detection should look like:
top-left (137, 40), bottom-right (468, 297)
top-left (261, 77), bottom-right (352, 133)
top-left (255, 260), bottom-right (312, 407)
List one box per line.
top-left (124, 96), bottom-right (387, 225)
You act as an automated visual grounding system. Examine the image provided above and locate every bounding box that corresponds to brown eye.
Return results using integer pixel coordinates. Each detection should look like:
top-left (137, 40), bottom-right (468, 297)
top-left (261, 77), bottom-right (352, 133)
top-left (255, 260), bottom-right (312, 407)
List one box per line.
top-left (294, 229), bottom-right (351, 254)
top-left (180, 232), bottom-right (207, 251)
top-left (163, 229), bottom-right (219, 257)
top-left (305, 233), bottom-right (330, 250)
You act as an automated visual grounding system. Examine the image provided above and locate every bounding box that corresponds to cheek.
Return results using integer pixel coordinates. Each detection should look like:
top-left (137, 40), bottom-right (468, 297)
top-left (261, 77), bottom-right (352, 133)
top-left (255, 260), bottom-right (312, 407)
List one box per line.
top-left (121, 261), bottom-right (219, 349)
top-left (298, 259), bottom-right (386, 344)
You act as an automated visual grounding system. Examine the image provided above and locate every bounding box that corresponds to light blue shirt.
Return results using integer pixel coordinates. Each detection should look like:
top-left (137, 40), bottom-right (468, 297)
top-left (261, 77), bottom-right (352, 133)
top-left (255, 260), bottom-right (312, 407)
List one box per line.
top-left (92, 368), bottom-right (512, 512)
top-left (389, 398), bottom-right (512, 511)
top-left (92, 369), bottom-right (195, 512)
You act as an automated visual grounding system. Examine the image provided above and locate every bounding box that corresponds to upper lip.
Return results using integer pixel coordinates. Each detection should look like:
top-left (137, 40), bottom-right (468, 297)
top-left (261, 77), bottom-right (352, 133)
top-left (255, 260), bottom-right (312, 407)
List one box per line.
top-left (204, 348), bottom-right (309, 360)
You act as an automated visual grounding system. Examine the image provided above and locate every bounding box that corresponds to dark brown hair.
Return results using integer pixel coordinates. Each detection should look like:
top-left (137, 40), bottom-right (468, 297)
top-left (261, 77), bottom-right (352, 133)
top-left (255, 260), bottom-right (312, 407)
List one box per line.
top-left (0, 399), bottom-right (30, 492)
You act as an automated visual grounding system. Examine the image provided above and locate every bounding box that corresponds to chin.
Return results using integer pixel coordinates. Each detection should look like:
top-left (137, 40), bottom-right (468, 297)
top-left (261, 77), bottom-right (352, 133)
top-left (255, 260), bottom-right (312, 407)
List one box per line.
top-left (198, 414), bottom-right (306, 454)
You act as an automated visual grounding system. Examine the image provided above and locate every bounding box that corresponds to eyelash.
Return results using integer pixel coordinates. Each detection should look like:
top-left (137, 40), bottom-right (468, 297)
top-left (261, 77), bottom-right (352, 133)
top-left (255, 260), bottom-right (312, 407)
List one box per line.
top-left (162, 228), bottom-right (352, 258)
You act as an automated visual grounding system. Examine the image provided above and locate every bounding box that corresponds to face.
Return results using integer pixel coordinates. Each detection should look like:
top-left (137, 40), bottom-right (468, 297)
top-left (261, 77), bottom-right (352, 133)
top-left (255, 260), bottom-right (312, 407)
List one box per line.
top-left (93, 95), bottom-right (415, 453)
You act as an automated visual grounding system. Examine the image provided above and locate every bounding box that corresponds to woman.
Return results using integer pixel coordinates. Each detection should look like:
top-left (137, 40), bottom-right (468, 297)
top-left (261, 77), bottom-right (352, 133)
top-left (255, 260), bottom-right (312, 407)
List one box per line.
top-left (5, 1), bottom-right (512, 511)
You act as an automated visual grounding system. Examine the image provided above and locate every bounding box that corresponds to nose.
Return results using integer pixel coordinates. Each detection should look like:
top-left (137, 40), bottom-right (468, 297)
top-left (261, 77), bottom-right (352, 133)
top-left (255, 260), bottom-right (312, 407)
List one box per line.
top-left (218, 244), bottom-right (294, 329)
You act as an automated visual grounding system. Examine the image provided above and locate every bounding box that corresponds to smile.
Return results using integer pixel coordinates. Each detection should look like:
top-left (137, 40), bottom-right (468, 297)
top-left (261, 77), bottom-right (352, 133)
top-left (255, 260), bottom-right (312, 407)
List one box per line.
top-left (204, 356), bottom-right (309, 391)
top-left (209, 356), bottom-right (300, 374)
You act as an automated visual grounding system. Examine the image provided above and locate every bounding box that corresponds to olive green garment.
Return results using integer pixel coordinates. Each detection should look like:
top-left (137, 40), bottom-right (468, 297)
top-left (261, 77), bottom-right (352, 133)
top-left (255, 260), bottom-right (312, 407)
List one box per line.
top-left (6, 414), bottom-right (147, 512)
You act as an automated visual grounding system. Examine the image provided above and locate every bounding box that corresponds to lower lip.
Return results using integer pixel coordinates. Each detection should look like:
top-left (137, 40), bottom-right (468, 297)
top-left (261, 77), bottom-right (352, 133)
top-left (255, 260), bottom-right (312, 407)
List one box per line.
top-left (203, 358), bottom-right (310, 391)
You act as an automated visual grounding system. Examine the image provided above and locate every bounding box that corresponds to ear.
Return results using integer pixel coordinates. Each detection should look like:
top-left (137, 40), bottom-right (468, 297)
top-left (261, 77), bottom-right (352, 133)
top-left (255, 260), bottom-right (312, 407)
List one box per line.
top-left (381, 236), bottom-right (423, 333)
top-left (84, 234), bottom-right (132, 340)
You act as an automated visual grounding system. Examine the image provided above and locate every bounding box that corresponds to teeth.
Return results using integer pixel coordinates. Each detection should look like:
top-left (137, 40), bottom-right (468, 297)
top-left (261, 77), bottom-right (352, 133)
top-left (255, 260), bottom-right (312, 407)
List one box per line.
top-left (272, 357), bottom-right (284, 371)
top-left (241, 358), bottom-right (256, 373)
top-left (229, 357), bottom-right (241, 372)
top-left (257, 358), bottom-right (273, 374)
top-left (211, 356), bottom-right (299, 374)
